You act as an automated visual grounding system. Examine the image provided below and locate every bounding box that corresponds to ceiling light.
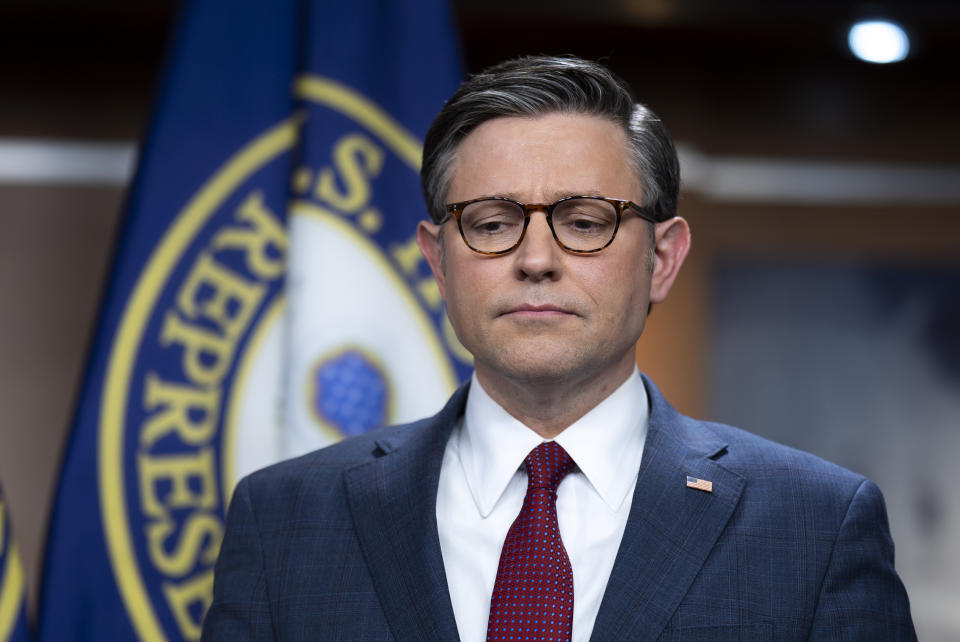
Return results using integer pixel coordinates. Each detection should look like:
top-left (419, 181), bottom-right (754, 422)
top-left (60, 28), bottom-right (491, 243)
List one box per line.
top-left (848, 20), bottom-right (910, 64)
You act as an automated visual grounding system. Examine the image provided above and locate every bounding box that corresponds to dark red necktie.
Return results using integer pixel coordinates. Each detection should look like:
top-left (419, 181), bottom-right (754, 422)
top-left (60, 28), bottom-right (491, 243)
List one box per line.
top-left (486, 441), bottom-right (575, 641)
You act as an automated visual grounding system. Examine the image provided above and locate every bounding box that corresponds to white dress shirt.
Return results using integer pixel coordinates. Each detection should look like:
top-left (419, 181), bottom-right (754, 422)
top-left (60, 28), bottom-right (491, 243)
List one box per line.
top-left (436, 369), bottom-right (649, 642)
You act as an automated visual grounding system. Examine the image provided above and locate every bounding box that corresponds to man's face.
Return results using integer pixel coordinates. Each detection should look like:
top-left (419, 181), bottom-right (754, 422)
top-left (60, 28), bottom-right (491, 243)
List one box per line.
top-left (418, 112), bottom-right (686, 390)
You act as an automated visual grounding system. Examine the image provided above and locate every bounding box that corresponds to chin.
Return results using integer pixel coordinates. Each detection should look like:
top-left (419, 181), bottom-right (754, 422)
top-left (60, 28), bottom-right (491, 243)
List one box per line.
top-left (487, 347), bottom-right (594, 384)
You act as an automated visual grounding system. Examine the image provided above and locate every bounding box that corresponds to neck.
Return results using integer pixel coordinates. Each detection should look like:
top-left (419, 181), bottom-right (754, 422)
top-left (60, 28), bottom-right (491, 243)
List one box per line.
top-left (474, 358), bottom-right (636, 439)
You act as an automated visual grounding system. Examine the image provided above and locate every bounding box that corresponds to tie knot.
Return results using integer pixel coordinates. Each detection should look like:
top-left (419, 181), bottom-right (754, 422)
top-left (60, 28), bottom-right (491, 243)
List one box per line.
top-left (524, 441), bottom-right (574, 493)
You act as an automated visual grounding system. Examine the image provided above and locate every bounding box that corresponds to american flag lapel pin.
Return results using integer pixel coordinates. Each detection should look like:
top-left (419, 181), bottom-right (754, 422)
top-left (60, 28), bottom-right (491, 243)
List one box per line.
top-left (686, 475), bottom-right (713, 493)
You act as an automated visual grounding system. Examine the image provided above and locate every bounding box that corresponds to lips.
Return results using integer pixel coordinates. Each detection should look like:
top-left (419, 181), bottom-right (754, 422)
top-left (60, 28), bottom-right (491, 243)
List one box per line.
top-left (500, 303), bottom-right (577, 318)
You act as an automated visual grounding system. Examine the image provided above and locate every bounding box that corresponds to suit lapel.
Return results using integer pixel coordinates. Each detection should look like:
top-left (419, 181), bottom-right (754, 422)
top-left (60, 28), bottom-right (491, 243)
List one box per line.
top-left (590, 377), bottom-right (745, 641)
top-left (343, 386), bottom-right (467, 642)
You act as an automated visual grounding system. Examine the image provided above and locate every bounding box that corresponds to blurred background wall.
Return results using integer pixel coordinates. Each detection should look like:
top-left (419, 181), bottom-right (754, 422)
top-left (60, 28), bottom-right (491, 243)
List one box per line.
top-left (0, 0), bottom-right (957, 638)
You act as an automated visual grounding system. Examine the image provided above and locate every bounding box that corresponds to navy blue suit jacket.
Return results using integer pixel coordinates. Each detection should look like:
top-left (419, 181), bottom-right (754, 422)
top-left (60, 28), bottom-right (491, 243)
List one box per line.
top-left (203, 376), bottom-right (915, 640)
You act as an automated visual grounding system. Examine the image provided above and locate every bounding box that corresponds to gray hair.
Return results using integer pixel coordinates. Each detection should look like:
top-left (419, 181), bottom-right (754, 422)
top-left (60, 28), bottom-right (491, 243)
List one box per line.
top-left (420, 55), bottom-right (680, 225)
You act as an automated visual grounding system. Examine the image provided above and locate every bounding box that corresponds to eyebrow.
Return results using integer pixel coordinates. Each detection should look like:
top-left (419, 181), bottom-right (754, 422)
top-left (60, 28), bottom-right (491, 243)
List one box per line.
top-left (485, 190), bottom-right (607, 202)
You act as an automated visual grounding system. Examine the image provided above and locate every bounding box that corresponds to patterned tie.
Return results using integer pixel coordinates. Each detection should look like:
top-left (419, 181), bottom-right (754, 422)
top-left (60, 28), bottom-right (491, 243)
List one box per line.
top-left (486, 441), bottom-right (575, 641)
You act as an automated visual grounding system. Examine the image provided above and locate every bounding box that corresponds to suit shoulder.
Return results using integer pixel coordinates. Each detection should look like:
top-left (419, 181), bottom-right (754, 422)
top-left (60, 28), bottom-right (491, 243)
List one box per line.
top-left (691, 418), bottom-right (872, 502)
top-left (709, 419), bottom-right (861, 475)
top-left (233, 384), bottom-right (467, 513)
top-left (240, 416), bottom-right (431, 495)
top-left (646, 374), bottom-right (866, 494)
top-left (685, 419), bottom-right (890, 531)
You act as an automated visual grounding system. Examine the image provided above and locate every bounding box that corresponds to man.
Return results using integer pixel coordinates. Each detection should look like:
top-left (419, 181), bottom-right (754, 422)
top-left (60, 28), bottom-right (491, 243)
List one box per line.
top-left (203, 56), bottom-right (915, 640)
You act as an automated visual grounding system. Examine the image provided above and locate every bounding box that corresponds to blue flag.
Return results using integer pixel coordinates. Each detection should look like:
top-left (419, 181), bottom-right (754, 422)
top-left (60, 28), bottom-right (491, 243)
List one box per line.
top-left (38, 0), bottom-right (465, 639)
top-left (0, 482), bottom-right (31, 642)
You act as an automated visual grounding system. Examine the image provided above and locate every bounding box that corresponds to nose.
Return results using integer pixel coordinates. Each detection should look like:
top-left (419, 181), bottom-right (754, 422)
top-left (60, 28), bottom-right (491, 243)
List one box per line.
top-left (513, 211), bottom-right (562, 282)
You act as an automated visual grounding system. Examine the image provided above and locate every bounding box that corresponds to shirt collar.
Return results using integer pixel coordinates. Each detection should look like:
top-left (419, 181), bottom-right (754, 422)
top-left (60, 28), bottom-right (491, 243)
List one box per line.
top-left (458, 369), bottom-right (649, 516)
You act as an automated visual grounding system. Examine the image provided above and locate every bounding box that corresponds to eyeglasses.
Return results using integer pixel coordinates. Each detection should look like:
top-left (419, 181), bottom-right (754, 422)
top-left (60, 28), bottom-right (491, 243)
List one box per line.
top-left (443, 195), bottom-right (657, 255)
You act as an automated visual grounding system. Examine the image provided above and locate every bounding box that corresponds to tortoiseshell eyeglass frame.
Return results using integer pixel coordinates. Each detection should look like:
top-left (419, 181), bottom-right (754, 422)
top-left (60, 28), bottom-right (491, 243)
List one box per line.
top-left (442, 195), bottom-right (658, 256)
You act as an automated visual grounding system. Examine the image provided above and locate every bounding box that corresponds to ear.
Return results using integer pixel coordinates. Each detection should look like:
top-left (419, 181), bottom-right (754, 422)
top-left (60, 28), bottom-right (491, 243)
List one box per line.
top-left (649, 216), bottom-right (691, 304)
top-left (417, 220), bottom-right (447, 300)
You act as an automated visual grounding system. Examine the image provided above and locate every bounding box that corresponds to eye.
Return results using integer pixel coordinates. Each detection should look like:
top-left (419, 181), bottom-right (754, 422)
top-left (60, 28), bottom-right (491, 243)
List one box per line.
top-left (461, 202), bottom-right (523, 236)
top-left (554, 199), bottom-right (617, 237)
top-left (557, 212), bottom-right (614, 236)
top-left (570, 217), bottom-right (605, 231)
top-left (475, 219), bottom-right (511, 233)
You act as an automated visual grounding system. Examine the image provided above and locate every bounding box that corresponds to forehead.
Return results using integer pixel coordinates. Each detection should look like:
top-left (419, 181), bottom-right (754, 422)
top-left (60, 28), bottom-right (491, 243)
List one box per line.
top-left (447, 112), bottom-right (641, 203)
